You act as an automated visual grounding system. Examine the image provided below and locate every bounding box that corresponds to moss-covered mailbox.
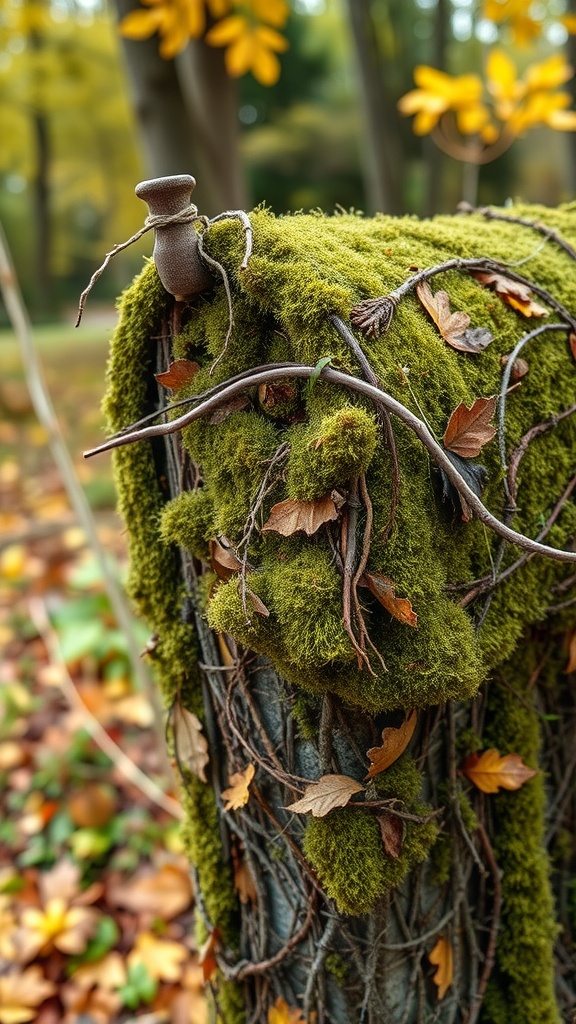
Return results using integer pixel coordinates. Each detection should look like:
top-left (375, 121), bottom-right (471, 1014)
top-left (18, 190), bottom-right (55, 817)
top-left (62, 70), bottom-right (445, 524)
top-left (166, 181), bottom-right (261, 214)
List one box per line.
top-left (94, 195), bottom-right (576, 1024)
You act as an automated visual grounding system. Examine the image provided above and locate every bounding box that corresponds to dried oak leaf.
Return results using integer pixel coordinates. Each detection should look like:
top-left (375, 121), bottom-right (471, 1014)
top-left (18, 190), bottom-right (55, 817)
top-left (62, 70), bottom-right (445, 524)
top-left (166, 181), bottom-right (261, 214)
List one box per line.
top-left (428, 936), bottom-right (454, 1000)
top-left (285, 774), bottom-right (364, 817)
top-left (360, 572), bottom-right (418, 627)
top-left (209, 538), bottom-right (242, 582)
top-left (472, 271), bottom-right (549, 317)
top-left (443, 396), bottom-right (497, 459)
top-left (154, 360), bottom-right (199, 390)
top-left (377, 812), bottom-right (404, 859)
top-left (0, 966), bottom-right (57, 1024)
top-left (261, 496), bottom-right (339, 537)
top-left (222, 763), bottom-right (255, 811)
top-left (366, 710), bottom-right (418, 779)
top-left (462, 748), bottom-right (537, 793)
top-left (268, 996), bottom-right (306, 1024)
top-left (173, 705), bottom-right (209, 784)
top-left (416, 281), bottom-right (493, 352)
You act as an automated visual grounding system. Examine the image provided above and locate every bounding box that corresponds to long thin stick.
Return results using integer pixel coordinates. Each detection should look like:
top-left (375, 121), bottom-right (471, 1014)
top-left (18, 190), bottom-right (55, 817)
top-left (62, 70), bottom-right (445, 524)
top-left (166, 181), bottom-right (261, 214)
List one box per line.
top-left (29, 598), bottom-right (183, 819)
top-left (85, 363), bottom-right (576, 565)
top-left (0, 218), bottom-right (173, 774)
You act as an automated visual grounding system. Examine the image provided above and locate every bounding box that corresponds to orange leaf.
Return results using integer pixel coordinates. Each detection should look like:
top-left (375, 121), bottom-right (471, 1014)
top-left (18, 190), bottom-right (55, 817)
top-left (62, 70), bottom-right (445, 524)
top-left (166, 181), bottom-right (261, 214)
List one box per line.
top-left (173, 704), bottom-right (209, 784)
top-left (565, 631), bottom-right (576, 673)
top-left (268, 995), bottom-right (305, 1024)
top-left (72, 951), bottom-right (127, 991)
top-left (154, 360), bottom-right (200, 390)
top-left (261, 496), bottom-right (339, 537)
top-left (473, 271), bottom-right (549, 318)
top-left (106, 862), bottom-right (192, 920)
top-left (569, 333), bottom-right (576, 361)
top-left (360, 572), bottom-right (418, 627)
top-left (0, 966), bottom-right (57, 1022)
top-left (128, 931), bottom-right (188, 982)
top-left (199, 927), bottom-right (220, 983)
top-left (416, 281), bottom-right (493, 352)
top-left (366, 710), bottom-right (418, 779)
top-left (462, 748), bottom-right (537, 793)
top-left (428, 935), bottom-right (454, 1000)
top-left (443, 396), bottom-right (497, 459)
top-left (285, 774), bottom-right (364, 817)
top-left (222, 764), bottom-right (255, 811)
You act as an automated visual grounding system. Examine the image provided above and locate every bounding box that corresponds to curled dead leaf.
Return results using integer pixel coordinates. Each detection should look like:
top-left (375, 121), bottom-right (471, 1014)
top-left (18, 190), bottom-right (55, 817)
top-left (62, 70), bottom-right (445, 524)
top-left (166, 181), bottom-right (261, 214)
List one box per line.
top-left (210, 538), bottom-right (242, 582)
top-left (199, 927), bottom-right (220, 983)
top-left (416, 281), bottom-right (493, 352)
top-left (500, 353), bottom-right (529, 382)
top-left (360, 572), bottom-right (418, 627)
top-left (222, 763), bottom-right (255, 811)
top-left (366, 710), bottom-right (418, 779)
top-left (261, 496), bottom-right (339, 537)
top-left (285, 774), bottom-right (364, 817)
top-left (564, 630), bottom-right (576, 673)
top-left (377, 812), bottom-right (404, 859)
top-left (154, 359), bottom-right (199, 390)
top-left (473, 270), bottom-right (549, 318)
top-left (245, 588), bottom-right (270, 618)
top-left (428, 935), bottom-right (453, 1000)
top-left (443, 396), bottom-right (497, 459)
top-left (172, 704), bottom-right (209, 784)
top-left (462, 748), bottom-right (537, 793)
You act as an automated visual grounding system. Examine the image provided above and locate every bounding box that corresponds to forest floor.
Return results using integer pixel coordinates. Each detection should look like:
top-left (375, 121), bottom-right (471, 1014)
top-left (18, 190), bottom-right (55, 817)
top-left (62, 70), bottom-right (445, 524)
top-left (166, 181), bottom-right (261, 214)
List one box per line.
top-left (0, 321), bottom-right (206, 1023)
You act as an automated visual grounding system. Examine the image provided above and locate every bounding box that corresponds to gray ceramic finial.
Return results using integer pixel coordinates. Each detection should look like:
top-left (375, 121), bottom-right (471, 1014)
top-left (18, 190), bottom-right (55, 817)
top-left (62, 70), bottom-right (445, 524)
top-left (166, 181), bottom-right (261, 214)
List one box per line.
top-left (135, 174), bottom-right (214, 300)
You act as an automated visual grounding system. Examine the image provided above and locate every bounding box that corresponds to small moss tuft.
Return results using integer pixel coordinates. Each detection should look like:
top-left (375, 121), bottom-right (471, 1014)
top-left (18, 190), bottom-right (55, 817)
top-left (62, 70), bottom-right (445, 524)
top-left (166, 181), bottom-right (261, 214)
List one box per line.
top-left (286, 406), bottom-right (378, 500)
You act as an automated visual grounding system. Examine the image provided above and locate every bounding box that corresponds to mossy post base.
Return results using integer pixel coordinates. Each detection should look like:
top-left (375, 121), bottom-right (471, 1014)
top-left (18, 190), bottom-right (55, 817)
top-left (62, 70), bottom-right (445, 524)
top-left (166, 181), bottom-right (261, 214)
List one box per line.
top-left (102, 202), bottom-right (576, 1023)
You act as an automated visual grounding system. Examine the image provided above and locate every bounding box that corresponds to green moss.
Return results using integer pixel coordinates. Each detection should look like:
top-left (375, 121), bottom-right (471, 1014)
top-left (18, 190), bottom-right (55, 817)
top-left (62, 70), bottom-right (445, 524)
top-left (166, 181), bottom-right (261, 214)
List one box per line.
top-left (160, 489), bottom-right (215, 560)
top-left (286, 406), bottom-right (378, 500)
top-left (325, 952), bottom-right (348, 983)
top-left (373, 756), bottom-right (422, 804)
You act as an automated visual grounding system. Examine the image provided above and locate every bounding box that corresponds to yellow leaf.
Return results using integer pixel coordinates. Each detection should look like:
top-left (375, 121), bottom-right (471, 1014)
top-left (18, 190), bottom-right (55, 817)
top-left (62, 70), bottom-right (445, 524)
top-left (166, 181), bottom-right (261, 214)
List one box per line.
top-left (524, 54), bottom-right (573, 93)
top-left (285, 774), bottom-right (364, 817)
top-left (462, 748), bottom-right (537, 793)
top-left (251, 0), bottom-right (289, 28)
top-left (428, 936), bottom-right (453, 1000)
top-left (119, 6), bottom-right (163, 40)
top-left (72, 951), bottom-right (127, 991)
top-left (205, 13), bottom-right (246, 45)
top-left (561, 14), bottom-right (576, 33)
top-left (128, 931), bottom-right (188, 982)
top-left (0, 966), bottom-right (56, 1024)
top-left (222, 763), bottom-right (255, 810)
top-left (268, 995), bottom-right (305, 1024)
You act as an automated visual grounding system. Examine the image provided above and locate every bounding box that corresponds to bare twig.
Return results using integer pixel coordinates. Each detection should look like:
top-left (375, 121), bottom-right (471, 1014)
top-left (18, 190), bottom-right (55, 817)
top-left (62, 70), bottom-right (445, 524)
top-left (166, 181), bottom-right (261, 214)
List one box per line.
top-left (84, 363), bottom-right (576, 565)
top-left (458, 204), bottom-right (576, 263)
top-left (465, 824), bottom-right (502, 1024)
top-left (28, 597), bottom-right (183, 819)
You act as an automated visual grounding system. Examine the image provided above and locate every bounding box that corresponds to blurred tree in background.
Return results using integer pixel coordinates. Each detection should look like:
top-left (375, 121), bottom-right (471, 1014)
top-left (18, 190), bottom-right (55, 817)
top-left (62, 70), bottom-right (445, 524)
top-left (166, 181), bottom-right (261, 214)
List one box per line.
top-left (2, 0), bottom-right (576, 317)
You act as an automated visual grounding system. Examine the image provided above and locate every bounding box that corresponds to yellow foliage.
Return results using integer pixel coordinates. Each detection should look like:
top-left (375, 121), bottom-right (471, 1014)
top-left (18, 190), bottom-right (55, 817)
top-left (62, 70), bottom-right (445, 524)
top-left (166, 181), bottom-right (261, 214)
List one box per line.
top-left (482, 0), bottom-right (543, 46)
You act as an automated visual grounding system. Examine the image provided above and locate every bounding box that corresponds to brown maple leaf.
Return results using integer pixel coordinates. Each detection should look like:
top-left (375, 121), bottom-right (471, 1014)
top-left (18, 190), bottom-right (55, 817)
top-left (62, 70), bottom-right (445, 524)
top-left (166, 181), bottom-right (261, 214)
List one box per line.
top-left (366, 710), bottom-right (418, 779)
top-left (285, 774), bottom-right (364, 817)
top-left (416, 281), bottom-right (493, 352)
top-left (462, 748), bottom-right (537, 793)
top-left (443, 396), bottom-right (497, 459)
top-left (428, 935), bottom-right (454, 1000)
top-left (222, 764), bottom-right (255, 811)
top-left (154, 359), bottom-right (200, 390)
top-left (261, 496), bottom-right (339, 537)
top-left (472, 271), bottom-right (549, 317)
top-left (359, 572), bottom-right (418, 627)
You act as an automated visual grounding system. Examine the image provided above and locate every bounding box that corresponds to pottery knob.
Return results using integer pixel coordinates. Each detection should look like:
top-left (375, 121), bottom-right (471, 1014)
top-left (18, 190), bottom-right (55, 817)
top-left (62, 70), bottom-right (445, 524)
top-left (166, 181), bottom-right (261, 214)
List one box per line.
top-left (135, 174), bottom-right (214, 300)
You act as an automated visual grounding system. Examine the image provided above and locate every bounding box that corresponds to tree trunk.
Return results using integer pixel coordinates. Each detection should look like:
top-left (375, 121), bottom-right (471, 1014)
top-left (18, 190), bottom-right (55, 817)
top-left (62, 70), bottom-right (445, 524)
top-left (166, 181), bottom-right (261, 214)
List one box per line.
top-left (345, 0), bottom-right (404, 214)
top-left (103, 202), bottom-right (576, 1024)
top-left (423, 0), bottom-right (448, 215)
top-left (114, 0), bottom-right (246, 214)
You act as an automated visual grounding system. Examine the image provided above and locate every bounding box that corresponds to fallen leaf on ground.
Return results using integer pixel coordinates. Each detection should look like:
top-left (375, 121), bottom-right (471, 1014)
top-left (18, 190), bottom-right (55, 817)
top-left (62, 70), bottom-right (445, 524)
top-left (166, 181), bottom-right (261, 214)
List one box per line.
top-left (416, 281), bottom-right (493, 352)
top-left (0, 966), bottom-right (57, 1023)
top-left (61, 980), bottom-right (121, 1024)
top-left (472, 271), bottom-right (549, 317)
top-left (268, 995), bottom-right (306, 1024)
top-left (222, 764), bottom-right (255, 811)
top-left (285, 774), bottom-right (364, 817)
top-left (128, 931), bottom-right (188, 983)
top-left (71, 951), bottom-right (127, 991)
top-left (377, 812), bottom-right (404, 858)
top-left (19, 900), bottom-right (99, 959)
top-left (462, 748), bottom-right (537, 793)
top-left (198, 928), bottom-right (220, 983)
top-left (366, 710), bottom-right (418, 779)
top-left (209, 538), bottom-right (243, 582)
top-left (154, 360), bottom-right (200, 390)
top-left (428, 935), bottom-right (453, 1000)
top-left (443, 396), bottom-right (497, 459)
top-left (359, 572), bottom-right (418, 627)
top-left (106, 862), bottom-right (192, 920)
top-left (68, 784), bottom-right (117, 829)
top-left (262, 496), bottom-right (339, 537)
top-left (172, 704), bottom-right (209, 784)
